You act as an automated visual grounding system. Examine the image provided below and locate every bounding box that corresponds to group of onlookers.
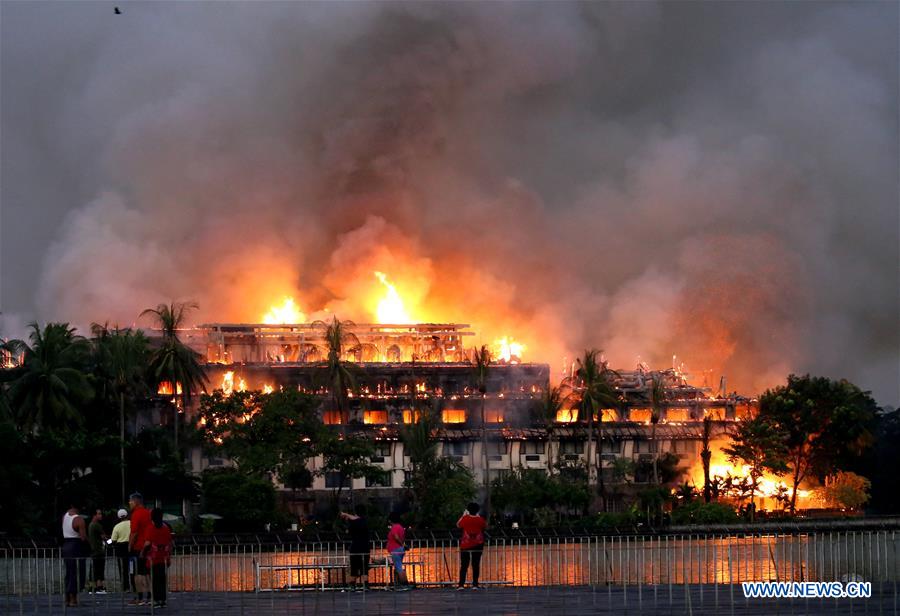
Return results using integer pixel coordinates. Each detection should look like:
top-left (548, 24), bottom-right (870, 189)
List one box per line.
top-left (63, 496), bottom-right (488, 606)
top-left (62, 492), bottom-right (173, 609)
top-left (340, 501), bottom-right (487, 592)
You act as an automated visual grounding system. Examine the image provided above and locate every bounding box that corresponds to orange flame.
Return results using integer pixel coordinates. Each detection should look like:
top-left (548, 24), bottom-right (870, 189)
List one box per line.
top-left (373, 271), bottom-right (413, 324)
top-left (157, 381), bottom-right (183, 395)
top-left (493, 336), bottom-right (525, 363)
top-left (262, 297), bottom-right (305, 324)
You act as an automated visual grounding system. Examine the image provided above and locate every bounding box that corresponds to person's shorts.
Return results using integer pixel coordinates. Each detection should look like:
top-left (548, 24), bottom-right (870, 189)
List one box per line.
top-left (389, 548), bottom-right (405, 574)
top-left (349, 553), bottom-right (369, 577)
top-left (131, 552), bottom-right (149, 575)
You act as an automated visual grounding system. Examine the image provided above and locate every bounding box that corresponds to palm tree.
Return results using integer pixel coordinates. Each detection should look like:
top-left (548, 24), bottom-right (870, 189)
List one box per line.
top-left (470, 345), bottom-right (492, 514)
top-left (7, 323), bottom-right (93, 433)
top-left (648, 375), bottom-right (666, 486)
top-left (314, 316), bottom-right (360, 434)
top-left (573, 349), bottom-right (619, 509)
top-left (701, 415), bottom-right (713, 503)
top-left (92, 324), bottom-right (150, 502)
top-left (536, 380), bottom-right (565, 472)
top-left (141, 302), bottom-right (208, 452)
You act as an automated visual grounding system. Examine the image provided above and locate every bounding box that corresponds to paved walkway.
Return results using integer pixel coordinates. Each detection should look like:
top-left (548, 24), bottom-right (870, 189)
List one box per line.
top-left (4, 585), bottom-right (897, 615)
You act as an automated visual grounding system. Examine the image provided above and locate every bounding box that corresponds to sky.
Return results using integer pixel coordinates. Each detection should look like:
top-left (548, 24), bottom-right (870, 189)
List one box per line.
top-left (1, 1), bottom-right (898, 404)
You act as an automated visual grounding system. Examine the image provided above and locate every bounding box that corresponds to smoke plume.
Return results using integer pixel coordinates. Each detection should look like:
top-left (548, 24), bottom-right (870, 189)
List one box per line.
top-left (1, 2), bottom-right (897, 401)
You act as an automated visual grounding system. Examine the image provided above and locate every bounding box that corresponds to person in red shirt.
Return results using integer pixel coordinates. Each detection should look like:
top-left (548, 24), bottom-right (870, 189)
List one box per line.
top-left (386, 512), bottom-right (410, 590)
top-left (127, 492), bottom-right (152, 605)
top-left (144, 508), bottom-right (173, 609)
top-left (457, 502), bottom-right (487, 590)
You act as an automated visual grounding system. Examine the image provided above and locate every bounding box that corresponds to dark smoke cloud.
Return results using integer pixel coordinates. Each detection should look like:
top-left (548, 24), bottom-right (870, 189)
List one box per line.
top-left (1, 2), bottom-right (897, 403)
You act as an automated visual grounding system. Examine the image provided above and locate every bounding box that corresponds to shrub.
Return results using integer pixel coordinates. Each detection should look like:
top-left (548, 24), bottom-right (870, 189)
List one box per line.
top-left (670, 501), bottom-right (739, 525)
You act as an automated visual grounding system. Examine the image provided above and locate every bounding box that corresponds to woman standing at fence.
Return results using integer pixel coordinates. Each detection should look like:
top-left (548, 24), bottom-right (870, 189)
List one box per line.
top-left (62, 504), bottom-right (88, 608)
top-left (144, 508), bottom-right (173, 609)
top-left (386, 512), bottom-right (410, 590)
top-left (457, 502), bottom-right (486, 590)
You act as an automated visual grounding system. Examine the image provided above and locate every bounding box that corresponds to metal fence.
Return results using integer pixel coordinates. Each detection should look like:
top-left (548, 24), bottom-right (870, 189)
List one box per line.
top-left (2, 531), bottom-right (898, 611)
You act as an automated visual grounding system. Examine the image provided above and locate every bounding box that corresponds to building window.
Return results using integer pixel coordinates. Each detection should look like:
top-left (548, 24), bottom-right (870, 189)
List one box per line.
top-left (672, 440), bottom-right (697, 455)
top-left (521, 441), bottom-right (544, 455)
top-left (634, 440), bottom-right (654, 454)
top-left (486, 441), bottom-right (508, 456)
top-left (371, 442), bottom-right (392, 463)
top-left (365, 473), bottom-right (391, 488)
top-left (600, 409), bottom-right (619, 422)
top-left (363, 410), bottom-right (388, 424)
top-left (442, 409), bottom-right (466, 424)
top-left (705, 408), bottom-right (726, 421)
top-left (601, 439), bottom-right (622, 454)
top-left (665, 408), bottom-right (692, 422)
top-left (402, 409), bottom-right (421, 424)
top-left (484, 408), bottom-right (504, 423)
top-left (556, 409), bottom-right (578, 423)
top-left (324, 472), bottom-right (347, 489)
top-left (323, 410), bottom-right (342, 425)
top-left (629, 408), bottom-right (652, 423)
top-left (559, 441), bottom-right (584, 454)
top-left (444, 442), bottom-right (470, 456)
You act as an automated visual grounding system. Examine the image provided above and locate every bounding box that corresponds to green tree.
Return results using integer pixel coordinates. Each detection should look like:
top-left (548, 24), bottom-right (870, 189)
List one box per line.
top-left (824, 471), bottom-right (871, 511)
top-left (141, 302), bottom-right (208, 452)
top-left (315, 317), bottom-right (360, 434)
top-left (470, 345), bottom-right (492, 513)
top-left (700, 416), bottom-right (713, 503)
top-left (572, 349), bottom-right (619, 508)
top-left (758, 375), bottom-right (877, 513)
top-left (647, 375), bottom-right (666, 485)
top-left (7, 323), bottom-right (93, 433)
top-left (318, 434), bottom-right (387, 508)
top-left (723, 417), bottom-right (788, 511)
top-left (534, 381), bottom-right (565, 471)
top-left (198, 389), bottom-right (321, 486)
top-left (201, 468), bottom-right (278, 531)
top-left (91, 324), bottom-right (150, 502)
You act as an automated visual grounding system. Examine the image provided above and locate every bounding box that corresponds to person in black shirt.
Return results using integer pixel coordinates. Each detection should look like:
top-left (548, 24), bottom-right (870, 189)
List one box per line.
top-left (341, 504), bottom-right (370, 591)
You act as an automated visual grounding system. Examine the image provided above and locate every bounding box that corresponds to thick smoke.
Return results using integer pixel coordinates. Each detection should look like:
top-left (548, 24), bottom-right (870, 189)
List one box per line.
top-left (1, 2), bottom-right (897, 402)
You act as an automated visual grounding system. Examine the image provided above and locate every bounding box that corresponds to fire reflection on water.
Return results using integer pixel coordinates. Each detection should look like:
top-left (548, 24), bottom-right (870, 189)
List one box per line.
top-left (162, 533), bottom-right (893, 592)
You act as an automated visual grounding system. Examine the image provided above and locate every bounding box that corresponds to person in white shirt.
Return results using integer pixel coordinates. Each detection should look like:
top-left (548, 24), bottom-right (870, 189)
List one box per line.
top-left (110, 509), bottom-right (132, 592)
top-left (62, 504), bottom-right (88, 608)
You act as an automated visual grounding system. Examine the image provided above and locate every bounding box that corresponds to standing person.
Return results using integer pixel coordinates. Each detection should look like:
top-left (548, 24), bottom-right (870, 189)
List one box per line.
top-left (457, 502), bottom-right (487, 590)
top-left (386, 512), bottom-right (410, 590)
top-left (144, 508), bottom-right (173, 609)
top-left (340, 504), bottom-right (370, 591)
top-left (88, 509), bottom-right (108, 594)
top-left (127, 492), bottom-right (151, 606)
top-left (62, 504), bottom-right (88, 608)
top-left (110, 508), bottom-right (132, 592)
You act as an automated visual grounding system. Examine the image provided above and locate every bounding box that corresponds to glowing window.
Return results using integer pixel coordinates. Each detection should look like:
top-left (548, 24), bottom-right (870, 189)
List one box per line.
top-left (442, 409), bottom-right (466, 424)
top-left (484, 409), bottom-right (504, 423)
top-left (629, 408), bottom-right (652, 423)
top-left (600, 409), bottom-right (619, 422)
top-left (666, 408), bottom-right (692, 422)
top-left (556, 409), bottom-right (578, 423)
top-left (705, 408), bottom-right (726, 421)
top-left (402, 409), bottom-right (421, 424)
top-left (323, 410), bottom-right (342, 425)
top-left (363, 410), bottom-right (388, 425)
top-left (157, 381), bottom-right (183, 395)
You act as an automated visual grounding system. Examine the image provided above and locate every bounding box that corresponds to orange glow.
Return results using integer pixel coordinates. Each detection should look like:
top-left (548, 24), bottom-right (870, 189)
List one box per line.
top-left (556, 409), bottom-right (578, 423)
top-left (492, 337), bottom-right (525, 363)
top-left (237, 377), bottom-right (247, 392)
top-left (221, 371), bottom-right (234, 395)
top-left (484, 409), bottom-right (504, 423)
top-left (666, 408), bottom-right (692, 422)
top-left (262, 384), bottom-right (274, 394)
top-left (373, 271), bottom-right (413, 324)
top-left (402, 409), bottom-right (421, 424)
top-left (442, 409), bottom-right (466, 424)
top-left (363, 410), bottom-right (388, 424)
top-left (629, 408), bottom-right (652, 423)
top-left (157, 381), bottom-right (182, 396)
top-left (323, 410), bottom-right (342, 425)
top-left (262, 297), bottom-right (305, 324)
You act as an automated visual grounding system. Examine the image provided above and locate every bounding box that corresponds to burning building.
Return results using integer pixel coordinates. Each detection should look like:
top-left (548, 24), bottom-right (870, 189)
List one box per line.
top-left (159, 313), bottom-right (767, 513)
